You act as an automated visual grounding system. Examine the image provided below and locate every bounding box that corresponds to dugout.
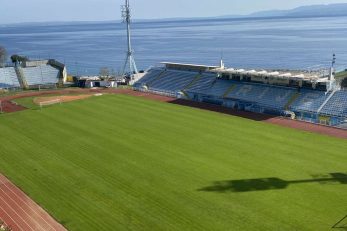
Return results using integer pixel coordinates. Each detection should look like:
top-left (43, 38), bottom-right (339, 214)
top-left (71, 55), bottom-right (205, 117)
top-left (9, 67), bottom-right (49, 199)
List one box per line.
top-left (76, 76), bottom-right (117, 88)
top-left (84, 80), bottom-right (117, 88)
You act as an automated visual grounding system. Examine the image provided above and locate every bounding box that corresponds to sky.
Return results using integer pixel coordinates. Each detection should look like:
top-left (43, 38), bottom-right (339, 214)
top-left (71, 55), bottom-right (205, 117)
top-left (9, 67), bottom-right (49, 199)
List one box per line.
top-left (0, 0), bottom-right (347, 24)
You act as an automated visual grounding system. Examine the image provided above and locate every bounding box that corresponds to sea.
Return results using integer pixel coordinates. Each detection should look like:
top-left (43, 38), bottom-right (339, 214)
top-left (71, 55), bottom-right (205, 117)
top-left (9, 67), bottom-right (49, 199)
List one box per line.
top-left (1, 16), bottom-right (347, 75)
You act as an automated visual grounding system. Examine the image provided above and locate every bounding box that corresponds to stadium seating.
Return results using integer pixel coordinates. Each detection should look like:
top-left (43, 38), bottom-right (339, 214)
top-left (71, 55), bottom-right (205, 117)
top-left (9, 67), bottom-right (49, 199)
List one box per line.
top-left (290, 89), bottom-right (331, 113)
top-left (40, 65), bottom-right (60, 84)
top-left (226, 82), bottom-right (296, 109)
top-left (135, 68), bottom-right (347, 122)
top-left (22, 65), bottom-right (60, 86)
top-left (149, 70), bottom-right (197, 92)
top-left (0, 67), bottom-right (20, 88)
top-left (133, 68), bottom-right (164, 88)
top-left (320, 90), bottom-right (347, 117)
top-left (203, 80), bottom-right (234, 97)
top-left (185, 73), bottom-right (216, 93)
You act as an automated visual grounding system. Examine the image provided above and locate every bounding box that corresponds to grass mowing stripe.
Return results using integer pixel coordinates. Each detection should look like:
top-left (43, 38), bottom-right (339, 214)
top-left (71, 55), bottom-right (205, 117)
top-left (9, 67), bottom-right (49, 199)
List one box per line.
top-left (0, 94), bottom-right (346, 230)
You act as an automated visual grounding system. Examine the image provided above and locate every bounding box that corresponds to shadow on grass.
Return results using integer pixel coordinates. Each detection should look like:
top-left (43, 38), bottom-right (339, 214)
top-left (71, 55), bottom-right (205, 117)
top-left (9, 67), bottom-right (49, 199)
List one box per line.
top-left (169, 99), bottom-right (276, 121)
top-left (199, 173), bottom-right (347, 193)
top-left (332, 215), bottom-right (347, 230)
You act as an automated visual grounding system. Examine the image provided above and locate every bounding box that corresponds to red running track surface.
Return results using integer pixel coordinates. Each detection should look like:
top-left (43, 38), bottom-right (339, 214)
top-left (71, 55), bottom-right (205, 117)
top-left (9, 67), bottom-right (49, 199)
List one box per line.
top-left (0, 174), bottom-right (66, 231)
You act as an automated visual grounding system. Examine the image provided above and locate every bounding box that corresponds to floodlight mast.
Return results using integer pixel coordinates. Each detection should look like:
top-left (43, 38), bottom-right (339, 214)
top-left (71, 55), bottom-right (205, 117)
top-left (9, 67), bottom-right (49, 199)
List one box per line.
top-left (121, 0), bottom-right (138, 76)
top-left (329, 53), bottom-right (336, 81)
top-left (328, 53), bottom-right (337, 92)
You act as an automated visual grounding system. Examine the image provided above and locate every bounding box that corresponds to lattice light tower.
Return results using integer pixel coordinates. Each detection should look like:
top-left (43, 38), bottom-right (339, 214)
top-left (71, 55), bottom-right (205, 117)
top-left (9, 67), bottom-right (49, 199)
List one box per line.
top-left (121, 0), bottom-right (138, 75)
top-left (328, 53), bottom-right (337, 92)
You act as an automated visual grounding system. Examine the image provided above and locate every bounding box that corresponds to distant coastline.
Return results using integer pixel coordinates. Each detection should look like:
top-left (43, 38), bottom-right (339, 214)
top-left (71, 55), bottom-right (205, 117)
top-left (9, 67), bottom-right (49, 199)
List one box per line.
top-left (2, 3), bottom-right (347, 26)
top-left (2, 14), bottom-right (347, 28)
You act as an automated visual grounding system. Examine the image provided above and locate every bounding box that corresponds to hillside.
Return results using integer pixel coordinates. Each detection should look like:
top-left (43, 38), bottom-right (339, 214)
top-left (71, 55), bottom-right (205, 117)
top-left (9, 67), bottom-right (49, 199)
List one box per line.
top-left (249, 3), bottom-right (347, 18)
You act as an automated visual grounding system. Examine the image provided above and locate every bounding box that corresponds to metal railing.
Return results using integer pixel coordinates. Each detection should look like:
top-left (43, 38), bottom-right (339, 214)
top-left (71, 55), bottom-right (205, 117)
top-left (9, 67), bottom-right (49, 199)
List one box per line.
top-left (135, 87), bottom-right (177, 98)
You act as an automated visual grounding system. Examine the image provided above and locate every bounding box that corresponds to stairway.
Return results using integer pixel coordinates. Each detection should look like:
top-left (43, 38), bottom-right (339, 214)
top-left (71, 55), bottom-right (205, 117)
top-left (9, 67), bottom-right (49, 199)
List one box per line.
top-left (179, 74), bottom-right (202, 100)
top-left (14, 66), bottom-right (28, 89)
top-left (222, 85), bottom-right (236, 98)
top-left (57, 70), bottom-right (64, 87)
top-left (317, 90), bottom-right (337, 113)
top-left (183, 74), bottom-right (202, 91)
top-left (284, 92), bottom-right (300, 110)
top-left (146, 70), bottom-right (167, 87)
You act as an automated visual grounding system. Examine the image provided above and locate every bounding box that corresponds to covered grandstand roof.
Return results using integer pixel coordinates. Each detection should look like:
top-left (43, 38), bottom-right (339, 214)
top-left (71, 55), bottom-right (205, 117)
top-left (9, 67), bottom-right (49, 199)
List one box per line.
top-left (159, 61), bottom-right (331, 83)
top-left (212, 67), bottom-right (330, 82)
top-left (161, 62), bottom-right (330, 83)
top-left (161, 62), bottom-right (219, 72)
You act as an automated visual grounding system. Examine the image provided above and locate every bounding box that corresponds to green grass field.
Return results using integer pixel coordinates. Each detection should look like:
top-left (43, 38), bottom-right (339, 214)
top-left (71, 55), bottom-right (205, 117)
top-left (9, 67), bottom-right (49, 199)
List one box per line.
top-left (0, 94), bottom-right (346, 230)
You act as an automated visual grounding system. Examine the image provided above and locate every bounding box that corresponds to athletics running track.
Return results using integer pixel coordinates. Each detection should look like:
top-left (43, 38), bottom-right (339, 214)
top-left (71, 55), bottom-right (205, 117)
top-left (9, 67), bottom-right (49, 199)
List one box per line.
top-left (0, 174), bottom-right (66, 231)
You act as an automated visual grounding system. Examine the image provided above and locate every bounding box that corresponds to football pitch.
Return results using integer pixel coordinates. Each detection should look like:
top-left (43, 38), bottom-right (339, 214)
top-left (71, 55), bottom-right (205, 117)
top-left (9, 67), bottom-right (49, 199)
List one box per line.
top-left (0, 94), bottom-right (346, 230)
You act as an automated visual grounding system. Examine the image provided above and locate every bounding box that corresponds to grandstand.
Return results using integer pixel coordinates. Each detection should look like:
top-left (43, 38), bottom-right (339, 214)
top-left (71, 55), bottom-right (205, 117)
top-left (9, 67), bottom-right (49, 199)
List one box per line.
top-left (0, 59), bottom-right (66, 90)
top-left (149, 70), bottom-right (198, 93)
top-left (225, 82), bottom-right (296, 110)
top-left (0, 67), bottom-right (21, 89)
top-left (184, 72), bottom-right (216, 93)
top-left (193, 79), bottom-right (232, 97)
top-left (320, 91), bottom-right (347, 117)
top-left (22, 65), bottom-right (60, 86)
top-left (134, 62), bottom-right (347, 127)
top-left (290, 90), bottom-right (331, 113)
top-left (133, 68), bottom-right (164, 88)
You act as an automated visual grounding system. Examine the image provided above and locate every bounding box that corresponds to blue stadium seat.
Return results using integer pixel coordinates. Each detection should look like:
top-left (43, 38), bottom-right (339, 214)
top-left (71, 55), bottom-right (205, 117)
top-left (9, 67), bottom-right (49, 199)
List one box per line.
top-left (133, 68), bottom-right (164, 88)
top-left (0, 67), bottom-right (20, 88)
top-left (320, 90), bottom-right (347, 117)
top-left (134, 68), bottom-right (347, 120)
top-left (290, 89), bottom-right (330, 113)
top-left (226, 82), bottom-right (296, 109)
top-left (149, 70), bottom-right (197, 92)
top-left (203, 80), bottom-right (233, 97)
top-left (186, 73), bottom-right (216, 93)
top-left (22, 65), bottom-right (60, 86)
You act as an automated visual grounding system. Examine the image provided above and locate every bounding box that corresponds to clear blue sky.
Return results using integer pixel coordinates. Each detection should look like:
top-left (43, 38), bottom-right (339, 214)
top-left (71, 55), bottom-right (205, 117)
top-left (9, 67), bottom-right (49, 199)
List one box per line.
top-left (0, 0), bottom-right (346, 24)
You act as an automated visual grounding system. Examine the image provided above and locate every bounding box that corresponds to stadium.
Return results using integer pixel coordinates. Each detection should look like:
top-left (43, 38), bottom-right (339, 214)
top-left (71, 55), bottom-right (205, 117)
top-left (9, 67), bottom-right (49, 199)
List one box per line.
top-left (1, 60), bottom-right (347, 230)
top-left (1, 1), bottom-right (347, 231)
top-left (0, 59), bottom-right (66, 91)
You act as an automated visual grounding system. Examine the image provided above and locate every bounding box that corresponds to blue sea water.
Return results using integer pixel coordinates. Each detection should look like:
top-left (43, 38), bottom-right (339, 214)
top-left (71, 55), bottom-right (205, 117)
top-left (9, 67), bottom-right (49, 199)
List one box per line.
top-left (0, 16), bottom-right (347, 75)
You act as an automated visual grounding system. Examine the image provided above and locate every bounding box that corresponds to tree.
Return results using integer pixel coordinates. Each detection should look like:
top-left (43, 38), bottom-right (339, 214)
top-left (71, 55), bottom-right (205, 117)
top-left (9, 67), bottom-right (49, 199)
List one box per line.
top-left (10, 54), bottom-right (19, 64)
top-left (0, 46), bottom-right (7, 67)
top-left (10, 54), bottom-right (28, 66)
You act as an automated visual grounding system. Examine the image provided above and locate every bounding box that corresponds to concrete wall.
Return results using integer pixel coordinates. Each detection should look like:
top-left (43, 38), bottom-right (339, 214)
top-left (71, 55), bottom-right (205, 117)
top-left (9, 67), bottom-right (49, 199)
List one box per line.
top-left (85, 81), bottom-right (117, 88)
top-left (23, 60), bottom-right (49, 67)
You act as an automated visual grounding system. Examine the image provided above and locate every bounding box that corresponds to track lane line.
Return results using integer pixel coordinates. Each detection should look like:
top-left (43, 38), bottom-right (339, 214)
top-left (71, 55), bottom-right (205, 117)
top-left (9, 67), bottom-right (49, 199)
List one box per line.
top-left (0, 176), bottom-right (58, 230)
top-left (0, 175), bottom-right (66, 230)
top-left (0, 183), bottom-right (50, 231)
top-left (0, 194), bottom-right (34, 231)
top-left (0, 205), bottom-right (23, 231)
